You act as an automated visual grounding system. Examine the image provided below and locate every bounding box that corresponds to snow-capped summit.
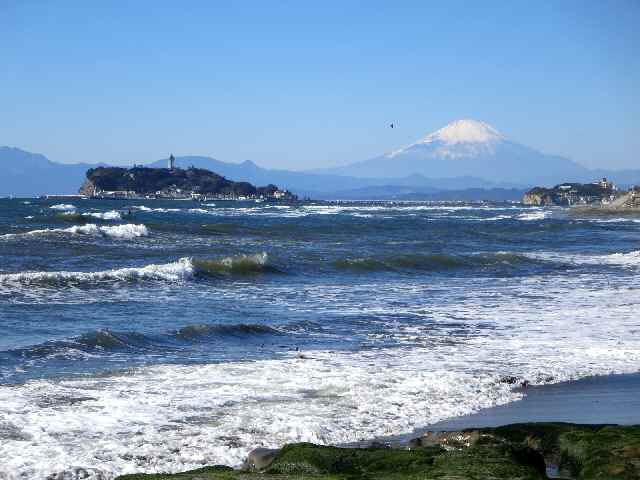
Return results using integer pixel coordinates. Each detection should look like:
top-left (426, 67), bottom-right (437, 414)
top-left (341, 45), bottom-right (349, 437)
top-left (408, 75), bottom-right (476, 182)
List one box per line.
top-left (388, 119), bottom-right (503, 159)
top-left (318, 118), bottom-right (590, 185)
top-left (418, 119), bottom-right (504, 145)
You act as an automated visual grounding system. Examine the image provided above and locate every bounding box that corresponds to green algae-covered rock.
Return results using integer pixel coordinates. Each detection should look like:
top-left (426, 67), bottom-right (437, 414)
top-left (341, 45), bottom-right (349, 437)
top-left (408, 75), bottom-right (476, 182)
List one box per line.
top-left (114, 423), bottom-right (640, 480)
top-left (115, 465), bottom-right (235, 480)
top-left (557, 425), bottom-right (640, 479)
top-left (487, 423), bottom-right (640, 479)
top-left (266, 442), bottom-right (445, 477)
top-left (268, 442), bottom-right (545, 479)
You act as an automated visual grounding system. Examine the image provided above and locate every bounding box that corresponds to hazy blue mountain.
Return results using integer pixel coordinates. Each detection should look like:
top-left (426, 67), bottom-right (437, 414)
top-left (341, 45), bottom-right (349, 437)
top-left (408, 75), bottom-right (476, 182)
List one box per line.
top-left (315, 119), bottom-right (635, 186)
top-left (316, 185), bottom-right (525, 201)
top-left (146, 156), bottom-right (508, 196)
top-left (0, 147), bottom-right (103, 197)
top-left (3, 147), bottom-right (504, 198)
top-left (2, 133), bottom-right (638, 198)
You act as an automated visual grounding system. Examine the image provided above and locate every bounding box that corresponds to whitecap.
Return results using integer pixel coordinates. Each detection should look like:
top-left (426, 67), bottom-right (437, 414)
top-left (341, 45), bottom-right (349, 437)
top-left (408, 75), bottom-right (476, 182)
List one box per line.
top-left (0, 224), bottom-right (148, 240)
top-left (49, 204), bottom-right (76, 211)
top-left (85, 211), bottom-right (122, 221)
top-left (516, 210), bottom-right (549, 221)
top-left (0, 258), bottom-right (194, 285)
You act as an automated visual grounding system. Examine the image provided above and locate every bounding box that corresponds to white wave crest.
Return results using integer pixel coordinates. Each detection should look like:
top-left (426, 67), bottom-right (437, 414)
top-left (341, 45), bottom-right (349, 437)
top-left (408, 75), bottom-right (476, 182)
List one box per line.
top-left (526, 250), bottom-right (640, 267)
top-left (98, 224), bottom-right (148, 239)
top-left (516, 210), bottom-right (549, 221)
top-left (136, 206), bottom-right (181, 213)
top-left (0, 258), bottom-right (194, 285)
top-left (0, 224), bottom-right (148, 240)
top-left (49, 204), bottom-right (76, 211)
top-left (85, 210), bottom-right (122, 221)
top-left (605, 250), bottom-right (640, 265)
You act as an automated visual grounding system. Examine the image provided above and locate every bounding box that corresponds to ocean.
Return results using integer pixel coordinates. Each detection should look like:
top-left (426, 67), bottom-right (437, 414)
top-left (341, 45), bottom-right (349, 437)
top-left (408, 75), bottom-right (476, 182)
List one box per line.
top-left (1, 198), bottom-right (639, 479)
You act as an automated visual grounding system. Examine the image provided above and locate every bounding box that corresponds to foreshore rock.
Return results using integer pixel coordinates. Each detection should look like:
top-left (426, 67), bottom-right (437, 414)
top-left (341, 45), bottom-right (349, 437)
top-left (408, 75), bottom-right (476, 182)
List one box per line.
top-left (114, 423), bottom-right (640, 480)
top-left (243, 447), bottom-right (280, 471)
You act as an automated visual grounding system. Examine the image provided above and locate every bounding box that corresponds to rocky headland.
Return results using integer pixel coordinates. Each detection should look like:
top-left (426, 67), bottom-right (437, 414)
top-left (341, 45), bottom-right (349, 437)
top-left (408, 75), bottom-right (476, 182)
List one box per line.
top-left (115, 423), bottom-right (640, 480)
top-left (571, 187), bottom-right (640, 215)
top-left (522, 180), bottom-right (619, 207)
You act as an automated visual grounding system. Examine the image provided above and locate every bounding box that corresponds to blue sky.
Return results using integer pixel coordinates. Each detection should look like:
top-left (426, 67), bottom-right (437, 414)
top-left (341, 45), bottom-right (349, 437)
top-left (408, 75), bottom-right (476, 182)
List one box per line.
top-left (1, 1), bottom-right (638, 170)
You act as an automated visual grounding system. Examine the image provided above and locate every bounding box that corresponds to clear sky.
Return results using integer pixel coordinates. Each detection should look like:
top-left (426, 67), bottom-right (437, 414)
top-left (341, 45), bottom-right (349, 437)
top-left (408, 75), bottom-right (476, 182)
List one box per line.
top-left (1, 1), bottom-right (638, 170)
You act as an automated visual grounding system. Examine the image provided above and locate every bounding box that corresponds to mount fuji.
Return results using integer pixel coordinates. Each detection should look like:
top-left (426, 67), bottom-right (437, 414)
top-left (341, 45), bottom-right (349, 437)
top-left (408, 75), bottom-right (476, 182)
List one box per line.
top-left (317, 119), bottom-right (592, 185)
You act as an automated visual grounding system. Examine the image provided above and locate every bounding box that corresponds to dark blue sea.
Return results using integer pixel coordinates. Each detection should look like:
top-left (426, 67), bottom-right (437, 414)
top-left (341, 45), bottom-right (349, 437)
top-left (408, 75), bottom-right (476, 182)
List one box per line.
top-left (1, 198), bottom-right (639, 479)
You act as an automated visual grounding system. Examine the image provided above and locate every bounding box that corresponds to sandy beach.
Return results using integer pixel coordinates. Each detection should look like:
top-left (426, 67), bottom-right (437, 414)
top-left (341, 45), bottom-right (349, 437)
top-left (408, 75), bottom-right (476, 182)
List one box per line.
top-left (349, 372), bottom-right (638, 451)
top-left (426, 372), bottom-right (640, 430)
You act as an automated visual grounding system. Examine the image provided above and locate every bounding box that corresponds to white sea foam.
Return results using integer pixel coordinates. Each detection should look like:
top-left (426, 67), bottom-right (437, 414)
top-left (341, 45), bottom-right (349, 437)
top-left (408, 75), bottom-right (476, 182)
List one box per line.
top-left (99, 224), bottom-right (148, 239)
top-left (478, 214), bottom-right (512, 221)
top-left (600, 250), bottom-right (640, 266)
top-left (125, 202), bottom-right (534, 220)
top-left (516, 210), bottom-right (549, 221)
top-left (526, 250), bottom-right (640, 268)
top-left (0, 253), bottom-right (271, 289)
top-left (85, 210), bottom-right (122, 221)
top-left (136, 206), bottom-right (181, 213)
top-left (584, 217), bottom-right (640, 224)
top-left (0, 258), bottom-right (194, 286)
top-left (0, 224), bottom-right (148, 240)
top-left (49, 204), bottom-right (76, 211)
top-left (1, 271), bottom-right (639, 479)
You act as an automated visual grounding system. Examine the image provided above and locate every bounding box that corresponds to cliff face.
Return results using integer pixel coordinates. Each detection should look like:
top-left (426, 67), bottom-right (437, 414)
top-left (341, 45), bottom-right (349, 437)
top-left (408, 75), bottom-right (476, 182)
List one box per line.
top-left (78, 178), bottom-right (97, 196)
top-left (522, 188), bottom-right (553, 206)
top-left (79, 166), bottom-right (279, 197)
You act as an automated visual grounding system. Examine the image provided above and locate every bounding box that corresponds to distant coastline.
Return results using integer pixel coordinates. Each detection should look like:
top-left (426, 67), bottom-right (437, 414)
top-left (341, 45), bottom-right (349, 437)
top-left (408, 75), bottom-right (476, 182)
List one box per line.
top-left (522, 177), bottom-right (640, 211)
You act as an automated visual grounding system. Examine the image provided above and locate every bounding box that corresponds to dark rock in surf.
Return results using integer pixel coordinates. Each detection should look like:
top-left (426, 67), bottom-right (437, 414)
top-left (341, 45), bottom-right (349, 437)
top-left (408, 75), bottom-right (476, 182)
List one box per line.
top-left (244, 447), bottom-right (280, 471)
top-left (409, 430), bottom-right (482, 450)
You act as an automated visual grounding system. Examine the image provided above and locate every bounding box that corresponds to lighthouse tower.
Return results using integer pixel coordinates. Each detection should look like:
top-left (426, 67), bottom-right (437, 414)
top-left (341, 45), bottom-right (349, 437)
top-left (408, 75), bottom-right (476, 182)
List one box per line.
top-left (168, 154), bottom-right (175, 170)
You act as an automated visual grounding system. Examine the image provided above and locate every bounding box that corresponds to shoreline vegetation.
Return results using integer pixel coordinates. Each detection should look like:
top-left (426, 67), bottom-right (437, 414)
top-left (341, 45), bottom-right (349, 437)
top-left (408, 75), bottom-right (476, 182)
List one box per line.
top-left (115, 423), bottom-right (640, 480)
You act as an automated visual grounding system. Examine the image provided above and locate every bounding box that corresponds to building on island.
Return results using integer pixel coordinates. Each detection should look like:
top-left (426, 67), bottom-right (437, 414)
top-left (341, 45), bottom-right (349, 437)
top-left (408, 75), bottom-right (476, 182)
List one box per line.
top-left (594, 177), bottom-right (616, 191)
top-left (523, 178), bottom-right (622, 206)
top-left (168, 154), bottom-right (175, 170)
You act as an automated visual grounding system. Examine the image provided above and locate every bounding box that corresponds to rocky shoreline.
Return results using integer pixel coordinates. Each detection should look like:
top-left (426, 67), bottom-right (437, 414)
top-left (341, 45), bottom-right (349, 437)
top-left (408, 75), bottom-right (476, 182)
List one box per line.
top-left (115, 422), bottom-right (640, 480)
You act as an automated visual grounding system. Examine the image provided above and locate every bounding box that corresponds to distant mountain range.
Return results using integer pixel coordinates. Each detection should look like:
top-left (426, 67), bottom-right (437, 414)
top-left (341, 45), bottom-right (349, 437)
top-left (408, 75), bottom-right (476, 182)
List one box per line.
top-left (0, 147), bottom-right (107, 197)
top-left (316, 119), bottom-right (639, 186)
top-left (2, 119), bottom-right (638, 199)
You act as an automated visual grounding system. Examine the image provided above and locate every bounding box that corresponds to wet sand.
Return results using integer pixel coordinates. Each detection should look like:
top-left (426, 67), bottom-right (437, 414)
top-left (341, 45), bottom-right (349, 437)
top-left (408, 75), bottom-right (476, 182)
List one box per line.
top-left (420, 372), bottom-right (640, 432)
top-left (363, 372), bottom-right (640, 447)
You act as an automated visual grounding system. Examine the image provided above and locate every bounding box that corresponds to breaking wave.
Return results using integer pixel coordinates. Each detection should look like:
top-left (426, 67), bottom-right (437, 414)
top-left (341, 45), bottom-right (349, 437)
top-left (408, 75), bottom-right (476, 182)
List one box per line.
top-left (516, 211), bottom-right (550, 221)
top-left (0, 223), bottom-right (148, 240)
top-left (606, 250), bottom-right (640, 265)
top-left (0, 253), bottom-right (276, 288)
top-left (49, 204), bottom-right (76, 211)
top-left (174, 323), bottom-right (281, 340)
top-left (527, 250), bottom-right (640, 268)
top-left (0, 258), bottom-right (194, 286)
top-left (192, 252), bottom-right (277, 275)
top-left (333, 252), bottom-right (558, 272)
top-left (6, 323), bottom-right (283, 359)
top-left (85, 210), bottom-right (122, 221)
